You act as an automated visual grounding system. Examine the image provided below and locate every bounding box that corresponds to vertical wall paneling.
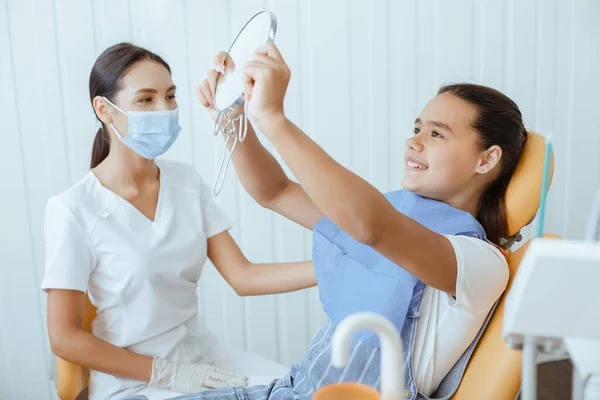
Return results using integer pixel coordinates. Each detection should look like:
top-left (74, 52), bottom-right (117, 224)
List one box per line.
top-left (563, 0), bottom-right (600, 239)
top-left (1, 1), bottom-right (52, 398)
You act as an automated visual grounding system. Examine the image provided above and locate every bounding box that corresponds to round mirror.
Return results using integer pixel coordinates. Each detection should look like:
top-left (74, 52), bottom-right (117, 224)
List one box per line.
top-left (213, 11), bottom-right (277, 112)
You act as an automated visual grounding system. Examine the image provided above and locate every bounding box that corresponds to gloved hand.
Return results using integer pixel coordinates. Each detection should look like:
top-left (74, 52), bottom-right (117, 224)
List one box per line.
top-left (149, 356), bottom-right (248, 394)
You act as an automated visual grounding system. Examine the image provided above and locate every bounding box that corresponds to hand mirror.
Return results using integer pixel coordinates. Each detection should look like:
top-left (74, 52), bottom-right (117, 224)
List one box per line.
top-left (212, 11), bottom-right (278, 196)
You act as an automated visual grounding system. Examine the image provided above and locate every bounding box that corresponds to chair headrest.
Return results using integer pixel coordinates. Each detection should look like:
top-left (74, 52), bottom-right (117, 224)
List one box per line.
top-left (505, 131), bottom-right (555, 237)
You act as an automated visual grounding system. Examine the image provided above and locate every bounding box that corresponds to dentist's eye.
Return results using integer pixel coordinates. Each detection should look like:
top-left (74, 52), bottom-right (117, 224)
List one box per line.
top-left (138, 97), bottom-right (152, 103)
top-left (167, 94), bottom-right (176, 100)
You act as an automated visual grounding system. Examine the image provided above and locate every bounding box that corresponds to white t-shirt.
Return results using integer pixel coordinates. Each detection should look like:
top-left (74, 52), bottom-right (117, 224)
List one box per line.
top-left (41, 160), bottom-right (233, 400)
top-left (413, 235), bottom-right (509, 396)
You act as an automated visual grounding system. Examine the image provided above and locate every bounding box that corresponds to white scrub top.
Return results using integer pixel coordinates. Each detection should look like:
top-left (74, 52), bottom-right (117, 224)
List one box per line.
top-left (41, 159), bottom-right (232, 400)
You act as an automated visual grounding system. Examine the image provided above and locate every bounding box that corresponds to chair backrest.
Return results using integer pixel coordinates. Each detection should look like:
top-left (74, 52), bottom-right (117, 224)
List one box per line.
top-left (505, 132), bottom-right (555, 239)
top-left (56, 294), bottom-right (96, 400)
top-left (451, 131), bottom-right (555, 399)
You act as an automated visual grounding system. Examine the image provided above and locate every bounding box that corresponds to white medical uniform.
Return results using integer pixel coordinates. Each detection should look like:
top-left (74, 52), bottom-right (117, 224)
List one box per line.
top-left (41, 160), bottom-right (288, 400)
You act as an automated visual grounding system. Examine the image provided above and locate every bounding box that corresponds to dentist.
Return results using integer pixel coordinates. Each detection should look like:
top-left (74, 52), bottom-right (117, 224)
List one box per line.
top-left (42, 42), bottom-right (316, 400)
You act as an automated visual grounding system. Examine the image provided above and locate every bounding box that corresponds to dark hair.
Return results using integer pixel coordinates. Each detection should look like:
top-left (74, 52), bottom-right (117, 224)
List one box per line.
top-left (89, 42), bottom-right (171, 168)
top-left (438, 83), bottom-right (528, 245)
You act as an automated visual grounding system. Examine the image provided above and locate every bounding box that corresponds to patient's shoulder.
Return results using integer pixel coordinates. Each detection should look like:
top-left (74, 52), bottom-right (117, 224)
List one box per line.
top-left (443, 235), bottom-right (509, 315)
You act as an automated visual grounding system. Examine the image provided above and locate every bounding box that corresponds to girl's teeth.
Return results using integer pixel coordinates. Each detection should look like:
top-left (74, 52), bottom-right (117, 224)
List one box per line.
top-left (408, 161), bottom-right (425, 169)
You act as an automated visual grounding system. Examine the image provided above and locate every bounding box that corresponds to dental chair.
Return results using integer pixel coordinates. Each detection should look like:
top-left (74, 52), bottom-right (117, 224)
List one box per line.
top-left (451, 131), bottom-right (555, 399)
top-left (55, 132), bottom-right (554, 400)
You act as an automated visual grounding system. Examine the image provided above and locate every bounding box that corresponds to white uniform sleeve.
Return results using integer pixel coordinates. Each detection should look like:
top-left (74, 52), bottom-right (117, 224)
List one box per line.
top-left (199, 179), bottom-right (233, 238)
top-left (444, 235), bottom-right (509, 315)
top-left (41, 197), bottom-right (96, 293)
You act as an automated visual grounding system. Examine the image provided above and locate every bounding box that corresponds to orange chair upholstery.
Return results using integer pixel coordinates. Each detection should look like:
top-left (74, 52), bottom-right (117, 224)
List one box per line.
top-left (505, 131), bottom-right (555, 239)
top-left (451, 131), bottom-right (555, 399)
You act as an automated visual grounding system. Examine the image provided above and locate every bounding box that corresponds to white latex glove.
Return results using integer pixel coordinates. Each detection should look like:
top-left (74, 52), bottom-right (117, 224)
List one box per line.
top-left (149, 357), bottom-right (248, 394)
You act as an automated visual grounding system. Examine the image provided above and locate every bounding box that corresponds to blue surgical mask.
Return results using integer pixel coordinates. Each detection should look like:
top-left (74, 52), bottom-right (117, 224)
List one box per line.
top-left (103, 97), bottom-right (182, 159)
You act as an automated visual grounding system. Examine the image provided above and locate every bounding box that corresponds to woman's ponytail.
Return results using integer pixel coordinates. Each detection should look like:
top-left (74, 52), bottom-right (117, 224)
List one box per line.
top-left (90, 127), bottom-right (110, 168)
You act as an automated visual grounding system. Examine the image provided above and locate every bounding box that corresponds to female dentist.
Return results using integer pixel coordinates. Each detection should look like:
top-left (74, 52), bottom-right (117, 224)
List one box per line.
top-left (41, 42), bottom-right (316, 400)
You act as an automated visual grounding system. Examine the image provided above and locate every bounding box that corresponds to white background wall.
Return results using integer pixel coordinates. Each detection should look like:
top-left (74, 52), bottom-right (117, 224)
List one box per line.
top-left (1, 0), bottom-right (599, 399)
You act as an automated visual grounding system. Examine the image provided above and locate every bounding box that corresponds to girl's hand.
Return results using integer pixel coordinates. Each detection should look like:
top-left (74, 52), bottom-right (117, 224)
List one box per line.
top-left (243, 43), bottom-right (291, 135)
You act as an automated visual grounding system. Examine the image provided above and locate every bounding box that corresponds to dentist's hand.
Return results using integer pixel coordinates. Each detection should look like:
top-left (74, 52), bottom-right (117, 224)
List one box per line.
top-left (149, 356), bottom-right (248, 394)
top-left (197, 52), bottom-right (242, 121)
top-left (243, 43), bottom-right (291, 135)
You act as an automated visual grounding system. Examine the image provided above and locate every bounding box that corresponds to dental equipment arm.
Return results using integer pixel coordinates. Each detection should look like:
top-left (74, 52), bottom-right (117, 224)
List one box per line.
top-left (207, 231), bottom-right (317, 296)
